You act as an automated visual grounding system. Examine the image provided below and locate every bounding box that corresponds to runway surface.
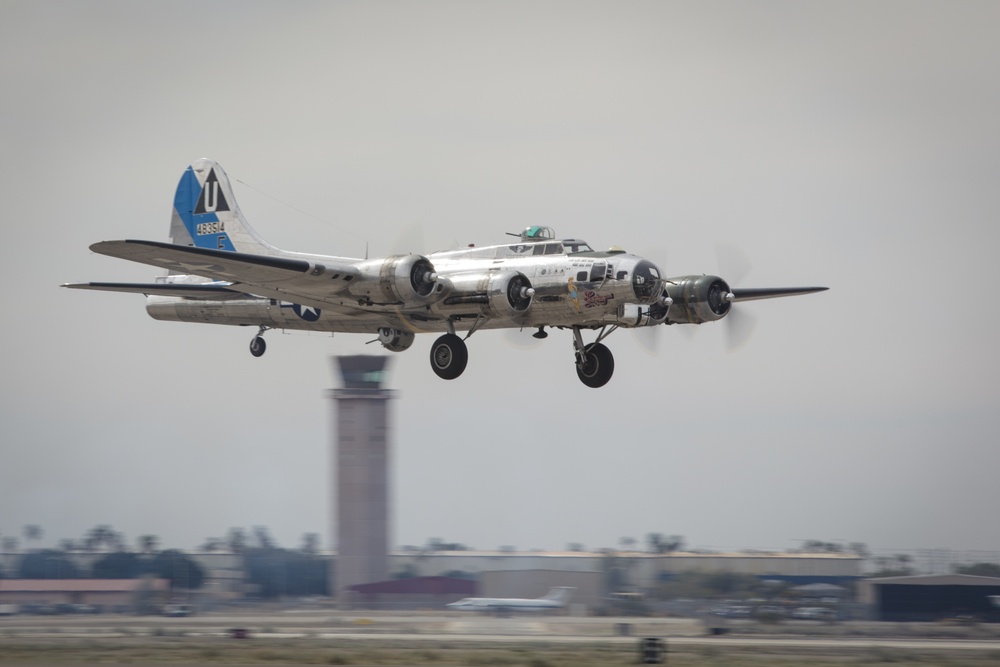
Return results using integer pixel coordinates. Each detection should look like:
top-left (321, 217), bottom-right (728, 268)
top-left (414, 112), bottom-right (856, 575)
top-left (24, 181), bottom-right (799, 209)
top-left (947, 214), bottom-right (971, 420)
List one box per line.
top-left (3, 611), bottom-right (1000, 652)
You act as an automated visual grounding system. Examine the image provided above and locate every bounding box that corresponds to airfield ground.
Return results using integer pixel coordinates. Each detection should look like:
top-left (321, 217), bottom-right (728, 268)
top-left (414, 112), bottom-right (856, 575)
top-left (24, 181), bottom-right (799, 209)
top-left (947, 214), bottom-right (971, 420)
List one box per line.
top-left (2, 611), bottom-right (1000, 665)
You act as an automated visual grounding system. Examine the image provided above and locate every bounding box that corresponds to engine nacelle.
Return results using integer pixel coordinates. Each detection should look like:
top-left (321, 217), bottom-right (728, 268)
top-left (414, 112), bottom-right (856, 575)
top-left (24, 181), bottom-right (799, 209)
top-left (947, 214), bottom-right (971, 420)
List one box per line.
top-left (377, 327), bottom-right (415, 352)
top-left (664, 275), bottom-right (733, 324)
top-left (441, 270), bottom-right (535, 319)
top-left (351, 254), bottom-right (443, 304)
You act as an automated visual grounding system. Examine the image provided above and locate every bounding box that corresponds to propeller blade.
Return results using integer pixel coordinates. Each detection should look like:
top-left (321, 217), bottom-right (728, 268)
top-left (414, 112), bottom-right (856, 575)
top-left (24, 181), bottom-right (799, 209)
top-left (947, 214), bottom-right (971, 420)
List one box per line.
top-left (503, 327), bottom-right (545, 349)
top-left (389, 222), bottom-right (426, 256)
top-left (730, 286), bottom-right (828, 302)
top-left (716, 241), bottom-right (752, 286)
top-left (634, 326), bottom-right (661, 356)
top-left (725, 307), bottom-right (758, 352)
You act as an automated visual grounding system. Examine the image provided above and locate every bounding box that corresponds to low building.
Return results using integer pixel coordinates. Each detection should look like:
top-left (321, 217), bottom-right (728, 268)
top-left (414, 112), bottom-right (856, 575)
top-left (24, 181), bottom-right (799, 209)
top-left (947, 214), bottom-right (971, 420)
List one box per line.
top-left (388, 550), bottom-right (863, 592)
top-left (345, 576), bottom-right (475, 609)
top-left (0, 578), bottom-right (170, 611)
top-left (858, 574), bottom-right (1000, 621)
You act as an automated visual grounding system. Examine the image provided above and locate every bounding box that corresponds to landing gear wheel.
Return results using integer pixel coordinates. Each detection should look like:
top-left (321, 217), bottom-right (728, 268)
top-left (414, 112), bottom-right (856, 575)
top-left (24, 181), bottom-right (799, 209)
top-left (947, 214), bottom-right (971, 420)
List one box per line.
top-left (576, 342), bottom-right (614, 388)
top-left (249, 336), bottom-right (267, 357)
top-left (429, 333), bottom-right (468, 380)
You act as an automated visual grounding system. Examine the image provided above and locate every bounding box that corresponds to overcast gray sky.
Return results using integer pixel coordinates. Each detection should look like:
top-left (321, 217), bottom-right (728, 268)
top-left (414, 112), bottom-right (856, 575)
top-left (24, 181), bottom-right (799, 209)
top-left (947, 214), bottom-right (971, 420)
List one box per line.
top-left (2, 1), bottom-right (998, 559)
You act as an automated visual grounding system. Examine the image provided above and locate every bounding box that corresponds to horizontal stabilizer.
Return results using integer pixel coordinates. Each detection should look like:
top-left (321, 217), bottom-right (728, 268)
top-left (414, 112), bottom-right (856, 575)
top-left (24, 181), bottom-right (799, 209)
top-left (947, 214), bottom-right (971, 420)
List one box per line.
top-left (62, 282), bottom-right (245, 300)
top-left (731, 286), bottom-right (828, 302)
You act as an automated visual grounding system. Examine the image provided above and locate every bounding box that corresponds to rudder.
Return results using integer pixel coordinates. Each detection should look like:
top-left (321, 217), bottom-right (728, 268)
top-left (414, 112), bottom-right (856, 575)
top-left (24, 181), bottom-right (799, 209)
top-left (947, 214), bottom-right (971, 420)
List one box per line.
top-left (169, 158), bottom-right (274, 254)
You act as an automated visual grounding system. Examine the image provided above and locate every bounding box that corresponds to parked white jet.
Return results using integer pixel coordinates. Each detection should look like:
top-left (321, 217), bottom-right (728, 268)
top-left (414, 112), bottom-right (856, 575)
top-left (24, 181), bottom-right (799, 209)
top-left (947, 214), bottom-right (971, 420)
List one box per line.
top-left (446, 586), bottom-right (575, 612)
top-left (65, 159), bottom-right (827, 387)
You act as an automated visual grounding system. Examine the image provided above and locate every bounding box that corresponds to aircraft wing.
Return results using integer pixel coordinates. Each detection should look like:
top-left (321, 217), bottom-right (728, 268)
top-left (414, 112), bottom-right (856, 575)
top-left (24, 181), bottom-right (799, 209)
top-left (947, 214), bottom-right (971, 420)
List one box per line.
top-left (89, 240), bottom-right (361, 307)
top-left (62, 281), bottom-right (246, 300)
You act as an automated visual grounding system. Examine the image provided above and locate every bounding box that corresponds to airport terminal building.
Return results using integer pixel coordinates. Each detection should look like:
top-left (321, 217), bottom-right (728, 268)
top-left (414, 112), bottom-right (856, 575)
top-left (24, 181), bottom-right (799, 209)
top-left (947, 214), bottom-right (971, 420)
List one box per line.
top-left (181, 548), bottom-right (862, 602)
top-left (385, 549), bottom-right (862, 590)
top-left (0, 548), bottom-right (862, 607)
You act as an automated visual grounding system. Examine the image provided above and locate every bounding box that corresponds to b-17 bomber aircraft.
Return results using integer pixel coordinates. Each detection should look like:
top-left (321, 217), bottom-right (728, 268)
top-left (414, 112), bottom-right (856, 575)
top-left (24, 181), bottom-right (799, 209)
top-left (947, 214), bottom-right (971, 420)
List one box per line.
top-left (65, 159), bottom-right (827, 388)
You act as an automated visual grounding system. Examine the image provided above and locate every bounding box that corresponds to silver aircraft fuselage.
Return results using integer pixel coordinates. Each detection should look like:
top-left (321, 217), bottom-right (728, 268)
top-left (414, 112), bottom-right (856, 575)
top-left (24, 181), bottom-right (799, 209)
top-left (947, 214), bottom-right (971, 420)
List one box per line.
top-left (145, 240), bottom-right (664, 335)
top-left (67, 158), bottom-right (826, 387)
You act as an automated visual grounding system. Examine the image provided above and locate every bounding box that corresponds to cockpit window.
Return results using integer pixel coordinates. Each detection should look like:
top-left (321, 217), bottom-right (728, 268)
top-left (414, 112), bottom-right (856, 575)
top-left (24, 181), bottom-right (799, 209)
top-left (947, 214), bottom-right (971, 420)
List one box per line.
top-left (589, 260), bottom-right (607, 283)
top-left (564, 242), bottom-right (593, 254)
top-left (532, 243), bottom-right (563, 255)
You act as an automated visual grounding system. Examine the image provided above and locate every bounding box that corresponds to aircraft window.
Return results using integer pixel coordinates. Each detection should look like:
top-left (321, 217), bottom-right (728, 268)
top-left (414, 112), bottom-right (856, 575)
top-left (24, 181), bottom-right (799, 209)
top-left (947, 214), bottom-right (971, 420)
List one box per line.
top-left (589, 261), bottom-right (607, 282)
top-left (544, 243), bottom-right (563, 255)
top-left (577, 271), bottom-right (588, 281)
top-left (632, 260), bottom-right (662, 299)
top-left (532, 244), bottom-right (546, 255)
top-left (523, 226), bottom-right (555, 240)
top-left (565, 242), bottom-right (593, 254)
top-left (616, 271), bottom-right (628, 280)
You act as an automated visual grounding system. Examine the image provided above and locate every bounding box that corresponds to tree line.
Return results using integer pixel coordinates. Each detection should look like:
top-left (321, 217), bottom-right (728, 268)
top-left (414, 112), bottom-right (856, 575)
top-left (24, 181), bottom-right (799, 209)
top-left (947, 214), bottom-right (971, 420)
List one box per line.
top-left (0, 524), bottom-right (330, 598)
top-left (11, 548), bottom-right (205, 591)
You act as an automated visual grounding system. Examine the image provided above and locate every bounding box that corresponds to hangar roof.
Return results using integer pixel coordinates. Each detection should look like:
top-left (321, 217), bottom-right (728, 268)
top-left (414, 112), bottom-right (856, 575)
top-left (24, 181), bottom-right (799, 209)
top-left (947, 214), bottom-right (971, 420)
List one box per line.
top-left (348, 576), bottom-right (475, 595)
top-left (0, 579), bottom-right (170, 592)
top-left (866, 574), bottom-right (1000, 586)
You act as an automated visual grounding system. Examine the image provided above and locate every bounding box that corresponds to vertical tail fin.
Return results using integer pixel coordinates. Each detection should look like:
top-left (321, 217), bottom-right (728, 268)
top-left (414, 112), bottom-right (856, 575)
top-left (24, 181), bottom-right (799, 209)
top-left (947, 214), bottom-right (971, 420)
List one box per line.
top-left (542, 587), bottom-right (575, 603)
top-left (169, 158), bottom-right (276, 255)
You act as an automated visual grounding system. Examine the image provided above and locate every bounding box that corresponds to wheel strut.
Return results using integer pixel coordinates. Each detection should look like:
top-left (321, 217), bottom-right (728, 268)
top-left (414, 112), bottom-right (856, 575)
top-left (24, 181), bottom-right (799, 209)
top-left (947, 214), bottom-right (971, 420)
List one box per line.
top-left (249, 326), bottom-right (270, 358)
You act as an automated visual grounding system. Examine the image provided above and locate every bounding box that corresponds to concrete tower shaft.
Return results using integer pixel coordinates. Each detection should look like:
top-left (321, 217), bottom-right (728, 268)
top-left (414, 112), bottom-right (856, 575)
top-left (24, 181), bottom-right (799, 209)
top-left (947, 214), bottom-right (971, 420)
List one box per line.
top-left (328, 355), bottom-right (395, 605)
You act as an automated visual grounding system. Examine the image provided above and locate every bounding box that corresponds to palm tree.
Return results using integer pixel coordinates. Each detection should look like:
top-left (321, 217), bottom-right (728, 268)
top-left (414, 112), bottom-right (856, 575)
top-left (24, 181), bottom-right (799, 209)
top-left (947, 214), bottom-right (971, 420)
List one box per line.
top-left (300, 533), bottom-right (319, 555)
top-left (22, 525), bottom-right (43, 549)
top-left (138, 535), bottom-right (160, 554)
top-left (200, 537), bottom-right (224, 552)
top-left (227, 528), bottom-right (247, 553)
top-left (85, 525), bottom-right (120, 551)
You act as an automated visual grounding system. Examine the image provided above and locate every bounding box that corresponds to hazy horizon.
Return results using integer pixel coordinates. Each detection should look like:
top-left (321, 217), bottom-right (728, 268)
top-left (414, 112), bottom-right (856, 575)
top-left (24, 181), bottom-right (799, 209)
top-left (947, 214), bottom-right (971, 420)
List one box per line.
top-left (2, 1), bottom-right (998, 560)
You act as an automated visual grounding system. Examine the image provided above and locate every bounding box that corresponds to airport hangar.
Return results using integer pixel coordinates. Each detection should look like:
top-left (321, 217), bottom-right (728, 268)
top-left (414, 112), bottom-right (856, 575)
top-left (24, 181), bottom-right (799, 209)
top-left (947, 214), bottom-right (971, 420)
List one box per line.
top-left (384, 549), bottom-right (862, 589)
top-left (322, 356), bottom-right (861, 608)
top-left (176, 549), bottom-right (862, 605)
top-left (858, 574), bottom-right (1000, 621)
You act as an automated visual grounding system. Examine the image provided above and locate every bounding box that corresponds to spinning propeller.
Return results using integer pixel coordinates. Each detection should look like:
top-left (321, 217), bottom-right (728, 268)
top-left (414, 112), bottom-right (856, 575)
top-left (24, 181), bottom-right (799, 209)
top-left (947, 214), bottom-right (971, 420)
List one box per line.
top-left (636, 243), bottom-right (826, 355)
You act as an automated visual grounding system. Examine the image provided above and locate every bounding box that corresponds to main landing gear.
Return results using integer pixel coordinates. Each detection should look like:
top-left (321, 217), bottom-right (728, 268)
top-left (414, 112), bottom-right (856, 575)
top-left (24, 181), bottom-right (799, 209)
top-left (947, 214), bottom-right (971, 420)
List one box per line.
top-left (429, 333), bottom-right (468, 380)
top-left (428, 323), bottom-right (617, 388)
top-left (249, 326), bottom-right (270, 357)
top-left (573, 326), bottom-right (615, 388)
top-left (429, 319), bottom-right (483, 380)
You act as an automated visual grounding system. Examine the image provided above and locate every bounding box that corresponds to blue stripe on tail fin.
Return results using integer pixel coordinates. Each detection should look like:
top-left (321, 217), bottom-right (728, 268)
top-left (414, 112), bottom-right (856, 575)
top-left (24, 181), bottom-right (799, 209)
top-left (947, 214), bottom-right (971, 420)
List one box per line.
top-left (169, 159), bottom-right (274, 255)
top-left (171, 164), bottom-right (235, 251)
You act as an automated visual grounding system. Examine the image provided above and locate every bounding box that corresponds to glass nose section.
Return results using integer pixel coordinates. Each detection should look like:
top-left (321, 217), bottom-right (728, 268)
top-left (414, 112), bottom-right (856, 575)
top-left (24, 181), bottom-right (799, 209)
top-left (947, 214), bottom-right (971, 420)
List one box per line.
top-left (632, 260), bottom-right (662, 301)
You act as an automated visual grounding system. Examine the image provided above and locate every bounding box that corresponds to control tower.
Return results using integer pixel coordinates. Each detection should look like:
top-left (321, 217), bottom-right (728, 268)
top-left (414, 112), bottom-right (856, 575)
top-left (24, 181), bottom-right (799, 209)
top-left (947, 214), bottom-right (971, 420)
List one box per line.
top-left (328, 355), bottom-right (395, 605)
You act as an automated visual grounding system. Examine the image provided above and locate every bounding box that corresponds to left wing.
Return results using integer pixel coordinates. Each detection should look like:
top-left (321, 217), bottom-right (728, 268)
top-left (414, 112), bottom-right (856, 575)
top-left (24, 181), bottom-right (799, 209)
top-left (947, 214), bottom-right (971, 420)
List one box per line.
top-left (89, 240), bottom-right (361, 307)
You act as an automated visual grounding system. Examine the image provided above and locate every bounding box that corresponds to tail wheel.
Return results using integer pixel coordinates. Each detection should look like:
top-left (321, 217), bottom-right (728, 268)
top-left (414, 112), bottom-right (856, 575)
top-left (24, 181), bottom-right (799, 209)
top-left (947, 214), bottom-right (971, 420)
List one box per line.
top-left (576, 342), bottom-right (614, 388)
top-left (249, 336), bottom-right (266, 357)
top-left (429, 333), bottom-right (468, 380)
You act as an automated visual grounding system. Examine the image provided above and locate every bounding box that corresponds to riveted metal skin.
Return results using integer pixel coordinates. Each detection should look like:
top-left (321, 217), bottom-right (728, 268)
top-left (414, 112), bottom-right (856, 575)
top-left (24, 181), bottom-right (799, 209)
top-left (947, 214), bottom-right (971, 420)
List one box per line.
top-left (67, 160), bottom-right (827, 386)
